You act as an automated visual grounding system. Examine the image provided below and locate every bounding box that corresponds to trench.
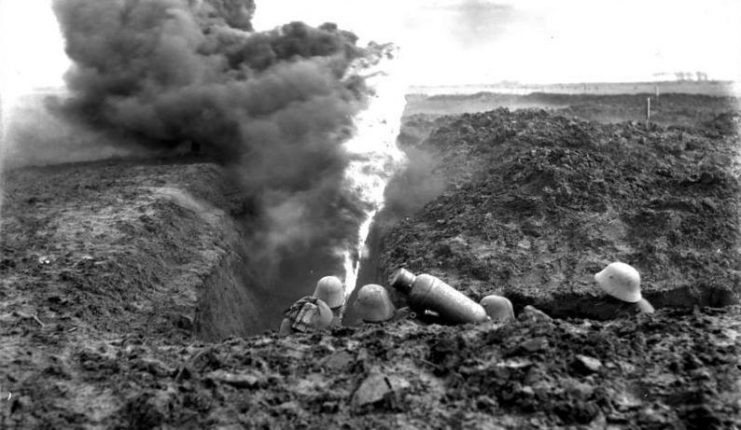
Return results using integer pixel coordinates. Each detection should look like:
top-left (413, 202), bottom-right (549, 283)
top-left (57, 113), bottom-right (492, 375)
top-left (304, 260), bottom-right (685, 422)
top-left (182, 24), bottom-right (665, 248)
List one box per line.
top-left (343, 218), bottom-right (739, 324)
top-left (505, 284), bottom-right (739, 321)
top-left (193, 240), bottom-right (266, 341)
top-left (190, 185), bottom-right (362, 339)
top-left (339, 188), bottom-right (740, 326)
top-left (191, 170), bottom-right (739, 341)
top-left (193, 220), bottom-right (354, 339)
top-left (192, 125), bottom-right (741, 338)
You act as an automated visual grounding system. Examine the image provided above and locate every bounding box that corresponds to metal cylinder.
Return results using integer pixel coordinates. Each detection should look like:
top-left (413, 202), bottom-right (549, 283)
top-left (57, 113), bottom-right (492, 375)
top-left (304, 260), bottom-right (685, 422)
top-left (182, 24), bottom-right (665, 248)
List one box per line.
top-left (390, 268), bottom-right (416, 294)
top-left (391, 269), bottom-right (488, 324)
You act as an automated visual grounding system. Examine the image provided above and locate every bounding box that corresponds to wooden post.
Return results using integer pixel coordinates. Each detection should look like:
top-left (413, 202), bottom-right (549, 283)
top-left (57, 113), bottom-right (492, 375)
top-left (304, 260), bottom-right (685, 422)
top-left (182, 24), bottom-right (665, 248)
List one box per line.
top-left (646, 97), bottom-right (651, 126)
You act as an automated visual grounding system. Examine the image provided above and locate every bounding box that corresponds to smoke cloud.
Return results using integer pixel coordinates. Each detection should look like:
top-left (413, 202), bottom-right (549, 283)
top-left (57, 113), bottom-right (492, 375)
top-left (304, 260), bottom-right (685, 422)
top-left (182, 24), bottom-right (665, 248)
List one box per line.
top-left (52, 0), bottom-right (388, 312)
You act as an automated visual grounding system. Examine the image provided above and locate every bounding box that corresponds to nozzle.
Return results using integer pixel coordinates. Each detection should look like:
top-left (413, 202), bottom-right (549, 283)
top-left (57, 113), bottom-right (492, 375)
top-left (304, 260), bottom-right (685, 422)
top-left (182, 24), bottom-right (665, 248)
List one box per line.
top-left (480, 295), bottom-right (514, 322)
top-left (354, 284), bottom-right (395, 322)
top-left (313, 275), bottom-right (345, 309)
top-left (390, 268), bottom-right (416, 294)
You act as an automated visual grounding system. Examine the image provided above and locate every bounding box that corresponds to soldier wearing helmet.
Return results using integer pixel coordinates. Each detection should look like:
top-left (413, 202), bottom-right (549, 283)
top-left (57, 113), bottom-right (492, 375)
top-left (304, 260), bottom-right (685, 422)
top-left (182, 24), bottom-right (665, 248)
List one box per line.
top-left (594, 262), bottom-right (655, 316)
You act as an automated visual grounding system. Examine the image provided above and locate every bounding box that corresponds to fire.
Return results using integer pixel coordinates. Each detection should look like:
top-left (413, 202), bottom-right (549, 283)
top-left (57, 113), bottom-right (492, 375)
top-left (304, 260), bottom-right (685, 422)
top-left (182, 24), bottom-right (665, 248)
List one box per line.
top-left (340, 44), bottom-right (407, 297)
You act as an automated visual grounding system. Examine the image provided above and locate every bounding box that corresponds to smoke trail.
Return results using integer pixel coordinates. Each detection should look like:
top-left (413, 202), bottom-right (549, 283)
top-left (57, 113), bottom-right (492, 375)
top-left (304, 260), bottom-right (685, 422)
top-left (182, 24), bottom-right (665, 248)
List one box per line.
top-left (52, 0), bottom-right (400, 317)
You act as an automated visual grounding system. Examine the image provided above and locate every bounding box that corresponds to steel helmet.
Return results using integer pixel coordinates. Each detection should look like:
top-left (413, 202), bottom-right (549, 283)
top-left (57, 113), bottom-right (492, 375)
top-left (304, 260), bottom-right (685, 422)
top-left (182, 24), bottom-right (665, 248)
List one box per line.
top-left (594, 262), bottom-right (642, 303)
top-left (353, 284), bottom-right (395, 322)
top-left (480, 295), bottom-right (515, 321)
top-left (313, 276), bottom-right (345, 309)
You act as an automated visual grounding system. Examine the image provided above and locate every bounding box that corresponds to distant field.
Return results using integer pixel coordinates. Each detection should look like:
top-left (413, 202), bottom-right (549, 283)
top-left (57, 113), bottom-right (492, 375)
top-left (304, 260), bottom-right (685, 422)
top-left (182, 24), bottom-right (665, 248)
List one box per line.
top-left (410, 80), bottom-right (739, 97)
top-left (404, 92), bottom-right (740, 127)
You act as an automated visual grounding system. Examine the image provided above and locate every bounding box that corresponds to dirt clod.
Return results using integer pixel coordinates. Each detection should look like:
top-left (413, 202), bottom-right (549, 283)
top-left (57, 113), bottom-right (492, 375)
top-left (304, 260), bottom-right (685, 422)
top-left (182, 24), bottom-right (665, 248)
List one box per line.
top-left (573, 355), bottom-right (602, 374)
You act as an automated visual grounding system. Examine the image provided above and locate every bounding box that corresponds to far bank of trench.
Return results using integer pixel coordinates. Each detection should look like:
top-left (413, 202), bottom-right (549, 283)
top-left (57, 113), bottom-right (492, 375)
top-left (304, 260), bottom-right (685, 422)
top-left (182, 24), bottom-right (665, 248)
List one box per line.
top-left (346, 108), bottom-right (741, 321)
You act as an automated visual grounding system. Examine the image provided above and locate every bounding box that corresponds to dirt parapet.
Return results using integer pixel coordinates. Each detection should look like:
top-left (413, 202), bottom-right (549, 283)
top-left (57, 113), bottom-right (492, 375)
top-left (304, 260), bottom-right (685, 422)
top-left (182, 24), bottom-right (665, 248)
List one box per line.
top-left (379, 108), bottom-right (741, 317)
top-left (0, 159), bottom-right (264, 342)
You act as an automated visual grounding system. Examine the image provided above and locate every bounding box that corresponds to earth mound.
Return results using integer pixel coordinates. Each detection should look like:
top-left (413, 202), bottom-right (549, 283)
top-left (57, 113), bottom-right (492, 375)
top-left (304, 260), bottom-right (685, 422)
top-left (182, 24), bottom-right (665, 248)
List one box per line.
top-left (379, 108), bottom-right (741, 318)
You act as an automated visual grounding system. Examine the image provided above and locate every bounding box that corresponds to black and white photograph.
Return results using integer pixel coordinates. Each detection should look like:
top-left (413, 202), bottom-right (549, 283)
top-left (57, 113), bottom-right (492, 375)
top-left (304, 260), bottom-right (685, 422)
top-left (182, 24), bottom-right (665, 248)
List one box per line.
top-left (1, 0), bottom-right (740, 427)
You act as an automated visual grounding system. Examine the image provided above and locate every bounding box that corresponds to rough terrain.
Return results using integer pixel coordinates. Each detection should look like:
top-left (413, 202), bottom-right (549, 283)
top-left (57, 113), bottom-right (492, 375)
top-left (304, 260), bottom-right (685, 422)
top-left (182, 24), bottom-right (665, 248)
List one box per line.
top-left (378, 108), bottom-right (741, 319)
top-left (1, 93), bottom-right (741, 429)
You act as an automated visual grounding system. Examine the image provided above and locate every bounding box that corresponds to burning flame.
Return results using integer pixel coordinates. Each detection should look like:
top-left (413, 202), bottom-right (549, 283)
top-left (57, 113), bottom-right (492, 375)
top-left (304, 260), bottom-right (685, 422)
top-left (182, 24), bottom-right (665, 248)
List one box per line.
top-left (340, 44), bottom-right (407, 297)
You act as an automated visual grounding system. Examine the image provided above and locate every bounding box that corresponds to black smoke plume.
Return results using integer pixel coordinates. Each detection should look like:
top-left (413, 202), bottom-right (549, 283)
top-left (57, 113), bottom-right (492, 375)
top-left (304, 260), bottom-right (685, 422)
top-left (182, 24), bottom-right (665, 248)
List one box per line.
top-left (52, 0), bottom-right (387, 325)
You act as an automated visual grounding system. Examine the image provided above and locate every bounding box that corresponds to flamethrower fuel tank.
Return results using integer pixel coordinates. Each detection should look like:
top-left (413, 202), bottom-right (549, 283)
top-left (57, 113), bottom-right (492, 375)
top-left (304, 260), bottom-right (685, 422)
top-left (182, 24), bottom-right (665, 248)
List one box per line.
top-left (390, 269), bottom-right (488, 324)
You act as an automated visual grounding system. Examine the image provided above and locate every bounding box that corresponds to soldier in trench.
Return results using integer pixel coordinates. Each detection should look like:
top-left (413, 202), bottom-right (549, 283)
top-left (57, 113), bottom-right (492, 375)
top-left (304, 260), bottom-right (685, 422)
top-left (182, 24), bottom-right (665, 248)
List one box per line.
top-left (278, 276), bottom-right (345, 336)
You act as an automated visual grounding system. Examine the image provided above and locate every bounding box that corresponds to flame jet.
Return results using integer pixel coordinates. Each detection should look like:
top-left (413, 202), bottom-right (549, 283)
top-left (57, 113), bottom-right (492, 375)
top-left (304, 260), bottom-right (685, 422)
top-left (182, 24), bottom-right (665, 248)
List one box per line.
top-left (340, 43), bottom-right (407, 298)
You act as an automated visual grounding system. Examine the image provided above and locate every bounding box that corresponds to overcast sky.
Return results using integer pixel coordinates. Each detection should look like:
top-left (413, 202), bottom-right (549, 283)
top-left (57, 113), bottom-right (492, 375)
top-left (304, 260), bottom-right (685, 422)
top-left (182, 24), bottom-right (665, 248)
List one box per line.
top-left (1, 0), bottom-right (740, 94)
top-left (254, 0), bottom-right (741, 85)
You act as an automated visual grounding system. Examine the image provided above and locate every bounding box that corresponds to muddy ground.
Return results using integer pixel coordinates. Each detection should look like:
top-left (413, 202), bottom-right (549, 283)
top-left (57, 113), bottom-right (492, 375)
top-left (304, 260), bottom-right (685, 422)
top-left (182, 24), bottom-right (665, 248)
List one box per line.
top-left (404, 93), bottom-right (739, 128)
top-left (1, 93), bottom-right (741, 428)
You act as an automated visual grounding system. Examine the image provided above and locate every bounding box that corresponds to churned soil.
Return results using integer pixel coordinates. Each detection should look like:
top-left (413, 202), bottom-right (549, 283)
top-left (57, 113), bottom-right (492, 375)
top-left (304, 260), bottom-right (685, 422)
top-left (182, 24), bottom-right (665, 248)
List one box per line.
top-left (1, 94), bottom-right (740, 429)
top-left (378, 108), bottom-right (741, 319)
top-left (5, 305), bottom-right (741, 429)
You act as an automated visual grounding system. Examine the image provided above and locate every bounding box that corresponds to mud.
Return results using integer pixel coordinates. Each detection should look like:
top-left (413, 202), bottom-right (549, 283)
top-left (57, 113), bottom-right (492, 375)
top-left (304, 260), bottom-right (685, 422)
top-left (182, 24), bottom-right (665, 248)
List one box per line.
top-left (376, 108), bottom-right (741, 320)
top-left (1, 94), bottom-right (741, 428)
